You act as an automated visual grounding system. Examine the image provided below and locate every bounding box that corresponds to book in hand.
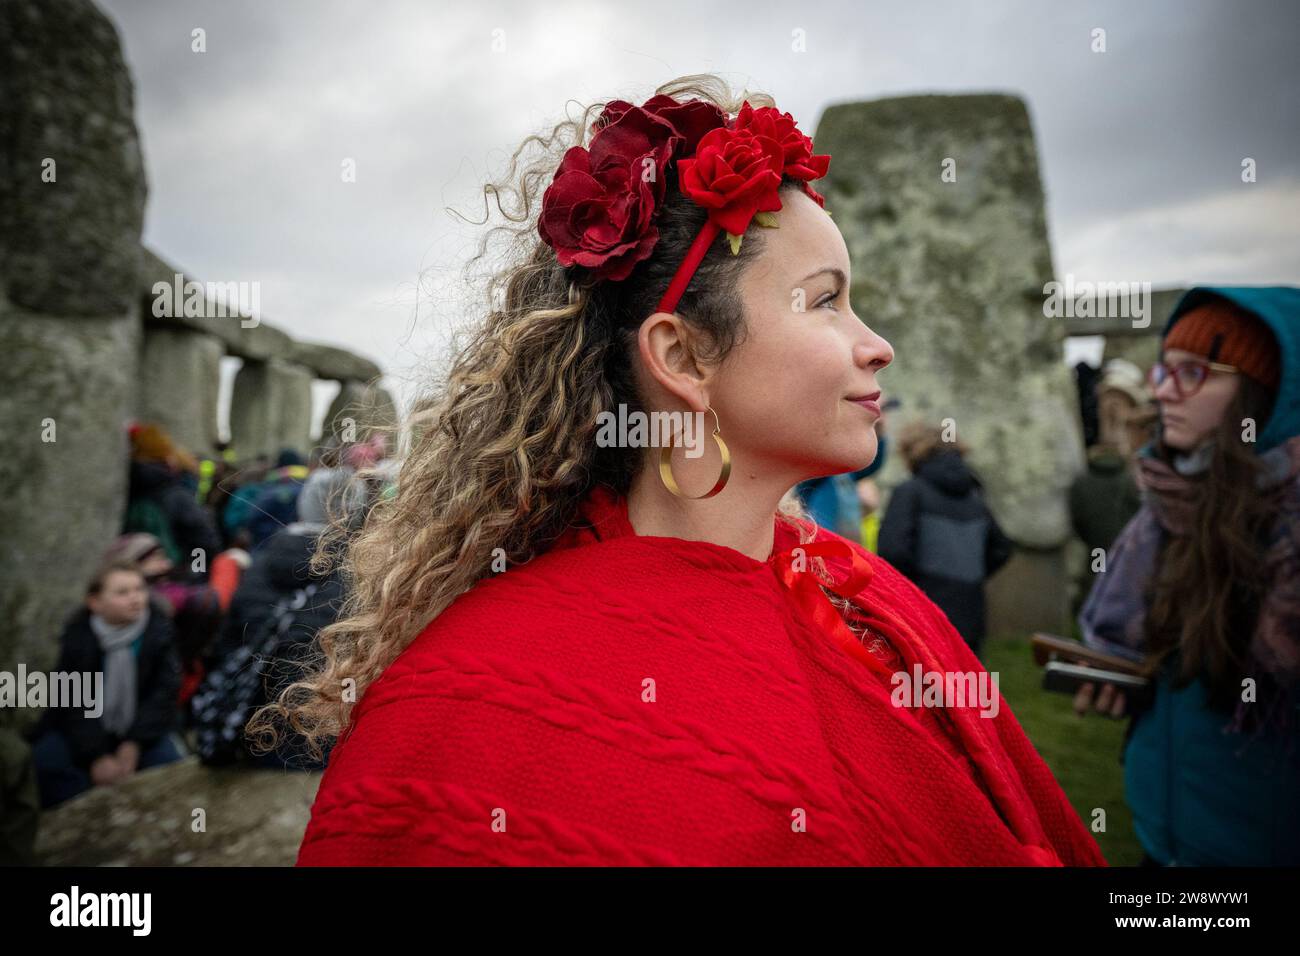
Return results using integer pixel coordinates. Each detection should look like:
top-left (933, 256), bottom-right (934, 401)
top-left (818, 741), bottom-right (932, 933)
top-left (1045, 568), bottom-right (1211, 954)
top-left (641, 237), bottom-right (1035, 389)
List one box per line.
top-left (1030, 632), bottom-right (1151, 697)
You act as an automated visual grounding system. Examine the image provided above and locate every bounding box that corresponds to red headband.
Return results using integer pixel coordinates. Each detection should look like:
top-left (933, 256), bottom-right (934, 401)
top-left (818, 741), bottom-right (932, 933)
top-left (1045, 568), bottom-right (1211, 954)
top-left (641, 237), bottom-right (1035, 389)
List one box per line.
top-left (537, 94), bottom-right (830, 314)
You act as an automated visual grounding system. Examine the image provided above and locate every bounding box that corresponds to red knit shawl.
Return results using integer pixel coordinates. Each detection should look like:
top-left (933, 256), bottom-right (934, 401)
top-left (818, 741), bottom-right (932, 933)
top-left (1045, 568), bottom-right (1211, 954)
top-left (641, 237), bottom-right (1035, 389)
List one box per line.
top-left (297, 484), bottom-right (1107, 866)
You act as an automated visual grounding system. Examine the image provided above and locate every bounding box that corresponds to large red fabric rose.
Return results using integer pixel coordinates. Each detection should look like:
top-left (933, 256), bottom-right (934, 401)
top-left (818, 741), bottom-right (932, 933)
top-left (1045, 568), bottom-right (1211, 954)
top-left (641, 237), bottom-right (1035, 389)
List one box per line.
top-left (537, 104), bottom-right (684, 281)
top-left (733, 101), bottom-right (831, 207)
top-left (594, 94), bottom-right (726, 158)
top-left (733, 102), bottom-right (830, 181)
top-left (800, 180), bottom-right (827, 209)
top-left (675, 124), bottom-right (785, 236)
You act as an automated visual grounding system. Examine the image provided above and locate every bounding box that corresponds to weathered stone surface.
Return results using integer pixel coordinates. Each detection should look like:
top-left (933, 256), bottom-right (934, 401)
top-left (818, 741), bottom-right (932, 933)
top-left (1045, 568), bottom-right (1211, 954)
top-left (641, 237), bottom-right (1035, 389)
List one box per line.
top-left (0, 305), bottom-right (139, 696)
top-left (137, 327), bottom-right (223, 456)
top-left (0, 0), bottom-right (148, 686)
top-left (230, 358), bottom-right (315, 460)
top-left (1102, 335), bottom-right (1162, 377)
top-left (0, 0), bottom-right (146, 315)
top-left (35, 756), bottom-right (319, 866)
top-left (141, 247), bottom-right (293, 362)
top-left (816, 95), bottom-right (1085, 550)
top-left (292, 341), bottom-right (382, 383)
top-left (325, 381), bottom-right (399, 443)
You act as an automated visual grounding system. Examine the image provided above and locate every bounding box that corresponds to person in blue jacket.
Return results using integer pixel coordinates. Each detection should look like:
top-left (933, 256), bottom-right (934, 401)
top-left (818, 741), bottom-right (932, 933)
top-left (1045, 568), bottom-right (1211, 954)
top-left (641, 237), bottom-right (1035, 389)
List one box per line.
top-left (1077, 286), bottom-right (1300, 866)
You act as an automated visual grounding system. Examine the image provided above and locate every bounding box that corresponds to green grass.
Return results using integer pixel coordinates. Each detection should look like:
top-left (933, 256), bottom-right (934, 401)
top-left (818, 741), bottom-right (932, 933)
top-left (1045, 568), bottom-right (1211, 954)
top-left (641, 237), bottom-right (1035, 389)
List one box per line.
top-left (983, 635), bottom-right (1143, 866)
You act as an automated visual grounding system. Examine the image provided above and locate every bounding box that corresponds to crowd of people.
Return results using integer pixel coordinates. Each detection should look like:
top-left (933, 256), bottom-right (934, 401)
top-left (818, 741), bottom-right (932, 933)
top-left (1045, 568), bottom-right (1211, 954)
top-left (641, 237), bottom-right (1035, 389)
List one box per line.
top-left (21, 422), bottom-right (393, 813)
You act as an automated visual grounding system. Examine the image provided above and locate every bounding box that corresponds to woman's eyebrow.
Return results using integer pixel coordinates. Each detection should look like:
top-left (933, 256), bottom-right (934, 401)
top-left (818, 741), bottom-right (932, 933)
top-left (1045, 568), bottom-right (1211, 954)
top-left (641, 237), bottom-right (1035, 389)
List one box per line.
top-left (798, 266), bottom-right (847, 285)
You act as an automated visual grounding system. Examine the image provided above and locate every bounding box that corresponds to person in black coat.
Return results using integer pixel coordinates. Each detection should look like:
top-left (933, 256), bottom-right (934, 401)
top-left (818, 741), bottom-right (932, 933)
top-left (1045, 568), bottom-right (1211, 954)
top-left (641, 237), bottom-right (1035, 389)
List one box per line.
top-left (196, 465), bottom-right (365, 769)
top-left (209, 464), bottom-right (362, 665)
top-left (877, 423), bottom-right (1014, 657)
top-left (210, 526), bottom-right (336, 663)
top-left (124, 421), bottom-right (222, 582)
top-left (127, 459), bottom-right (222, 580)
top-left (29, 561), bottom-right (185, 808)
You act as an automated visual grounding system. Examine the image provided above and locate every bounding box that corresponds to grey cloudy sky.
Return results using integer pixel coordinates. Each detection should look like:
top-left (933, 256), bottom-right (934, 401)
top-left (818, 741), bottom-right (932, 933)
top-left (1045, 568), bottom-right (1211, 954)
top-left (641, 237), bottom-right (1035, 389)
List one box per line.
top-left (99, 0), bottom-right (1300, 426)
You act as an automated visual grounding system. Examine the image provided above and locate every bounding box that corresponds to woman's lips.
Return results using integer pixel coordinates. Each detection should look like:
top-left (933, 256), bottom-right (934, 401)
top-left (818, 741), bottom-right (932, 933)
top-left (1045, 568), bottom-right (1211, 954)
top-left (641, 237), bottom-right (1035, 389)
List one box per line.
top-left (847, 392), bottom-right (882, 416)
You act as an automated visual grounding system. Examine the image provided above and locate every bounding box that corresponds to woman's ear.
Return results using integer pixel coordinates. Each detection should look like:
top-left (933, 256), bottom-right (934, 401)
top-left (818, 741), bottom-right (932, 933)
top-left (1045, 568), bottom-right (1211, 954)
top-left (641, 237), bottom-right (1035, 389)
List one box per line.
top-left (636, 311), bottom-right (710, 410)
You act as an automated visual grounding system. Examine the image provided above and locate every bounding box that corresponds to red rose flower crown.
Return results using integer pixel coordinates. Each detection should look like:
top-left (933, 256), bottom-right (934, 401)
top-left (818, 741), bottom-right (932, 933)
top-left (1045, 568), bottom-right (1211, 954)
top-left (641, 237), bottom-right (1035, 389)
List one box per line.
top-left (536, 94), bottom-right (831, 315)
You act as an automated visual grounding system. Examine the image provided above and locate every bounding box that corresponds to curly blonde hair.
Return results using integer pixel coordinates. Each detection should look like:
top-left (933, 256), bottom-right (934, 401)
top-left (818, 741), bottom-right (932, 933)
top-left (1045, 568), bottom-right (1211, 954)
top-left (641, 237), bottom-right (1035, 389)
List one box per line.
top-left (248, 74), bottom-right (832, 760)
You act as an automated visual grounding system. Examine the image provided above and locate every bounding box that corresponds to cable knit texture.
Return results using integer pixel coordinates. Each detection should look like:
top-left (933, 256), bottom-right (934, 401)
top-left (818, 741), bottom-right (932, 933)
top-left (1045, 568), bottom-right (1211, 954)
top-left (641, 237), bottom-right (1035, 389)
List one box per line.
top-left (297, 484), bottom-right (1107, 866)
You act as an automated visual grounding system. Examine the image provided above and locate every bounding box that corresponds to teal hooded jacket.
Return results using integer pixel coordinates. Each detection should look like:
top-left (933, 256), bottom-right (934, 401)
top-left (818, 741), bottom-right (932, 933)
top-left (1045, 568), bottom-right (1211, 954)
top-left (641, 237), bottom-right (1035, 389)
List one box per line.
top-left (1122, 285), bottom-right (1300, 866)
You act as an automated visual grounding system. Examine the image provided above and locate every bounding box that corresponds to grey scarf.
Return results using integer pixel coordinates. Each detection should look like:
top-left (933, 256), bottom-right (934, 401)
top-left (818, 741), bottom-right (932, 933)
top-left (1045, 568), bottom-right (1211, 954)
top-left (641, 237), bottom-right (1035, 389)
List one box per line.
top-left (89, 608), bottom-right (150, 737)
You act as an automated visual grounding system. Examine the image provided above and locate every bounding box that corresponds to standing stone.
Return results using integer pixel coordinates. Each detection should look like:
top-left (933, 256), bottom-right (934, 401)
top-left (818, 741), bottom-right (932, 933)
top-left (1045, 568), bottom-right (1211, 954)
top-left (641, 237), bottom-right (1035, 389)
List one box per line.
top-left (325, 381), bottom-right (398, 445)
top-left (1102, 335), bottom-right (1162, 377)
top-left (0, 311), bottom-right (140, 683)
top-left (814, 94), bottom-right (1085, 635)
top-left (0, 0), bottom-right (146, 314)
top-left (230, 359), bottom-right (315, 461)
top-left (142, 246), bottom-right (295, 363)
top-left (137, 328), bottom-right (224, 456)
top-left (0, 0), bottom-right (146, 688)
top-left (292, 341), bottom-right (382, 383)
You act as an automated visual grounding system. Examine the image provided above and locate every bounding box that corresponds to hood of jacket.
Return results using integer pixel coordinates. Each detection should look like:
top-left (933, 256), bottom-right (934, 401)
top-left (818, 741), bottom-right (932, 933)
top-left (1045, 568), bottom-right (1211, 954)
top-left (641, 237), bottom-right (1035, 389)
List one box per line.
top-left (915, 449), bottom-right (977, 496)
top-left (256, 529), bottom-right (324, 591)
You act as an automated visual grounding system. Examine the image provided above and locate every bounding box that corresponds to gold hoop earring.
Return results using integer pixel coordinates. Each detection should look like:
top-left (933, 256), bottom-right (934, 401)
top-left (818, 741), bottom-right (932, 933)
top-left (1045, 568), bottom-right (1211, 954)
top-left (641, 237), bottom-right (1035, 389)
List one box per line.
top-left (659, 406), bottom-right (731, 499)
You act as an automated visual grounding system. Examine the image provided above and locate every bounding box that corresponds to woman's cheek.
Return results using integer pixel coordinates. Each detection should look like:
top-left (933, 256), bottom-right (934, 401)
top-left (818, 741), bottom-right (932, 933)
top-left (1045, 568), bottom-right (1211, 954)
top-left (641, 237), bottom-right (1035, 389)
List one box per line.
top-left (1186, 392), bottom-right (1227, 442)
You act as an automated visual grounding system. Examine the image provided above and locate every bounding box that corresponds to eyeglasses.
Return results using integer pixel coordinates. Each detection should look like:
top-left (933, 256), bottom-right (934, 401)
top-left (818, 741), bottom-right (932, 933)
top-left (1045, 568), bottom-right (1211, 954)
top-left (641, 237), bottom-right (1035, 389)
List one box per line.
top-left (1147, 359), bottom-right (1238, 398)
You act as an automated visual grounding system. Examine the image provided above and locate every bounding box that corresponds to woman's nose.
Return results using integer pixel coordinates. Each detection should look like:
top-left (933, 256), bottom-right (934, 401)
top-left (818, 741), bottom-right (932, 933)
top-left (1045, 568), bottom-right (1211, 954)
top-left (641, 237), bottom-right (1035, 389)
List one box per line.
top-left (1153, 374), bottom-right (1181, 403)
top-left (854, 327), bottom-right (893, 370)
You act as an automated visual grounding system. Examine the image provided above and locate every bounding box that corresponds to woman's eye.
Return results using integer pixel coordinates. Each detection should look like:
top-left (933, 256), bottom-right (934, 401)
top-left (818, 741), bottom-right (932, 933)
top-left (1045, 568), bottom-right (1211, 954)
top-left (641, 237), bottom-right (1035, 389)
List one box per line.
top-left (817, 288), bottom-right (841, 309)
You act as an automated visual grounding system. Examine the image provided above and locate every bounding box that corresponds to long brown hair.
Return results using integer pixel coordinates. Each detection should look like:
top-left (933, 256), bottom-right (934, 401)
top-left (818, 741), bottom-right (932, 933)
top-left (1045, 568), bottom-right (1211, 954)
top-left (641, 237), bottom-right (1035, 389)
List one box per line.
top-left (247, 75), bottom-right (818, 759)
top-left (1143, 376), bottom-right (1282, 711)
